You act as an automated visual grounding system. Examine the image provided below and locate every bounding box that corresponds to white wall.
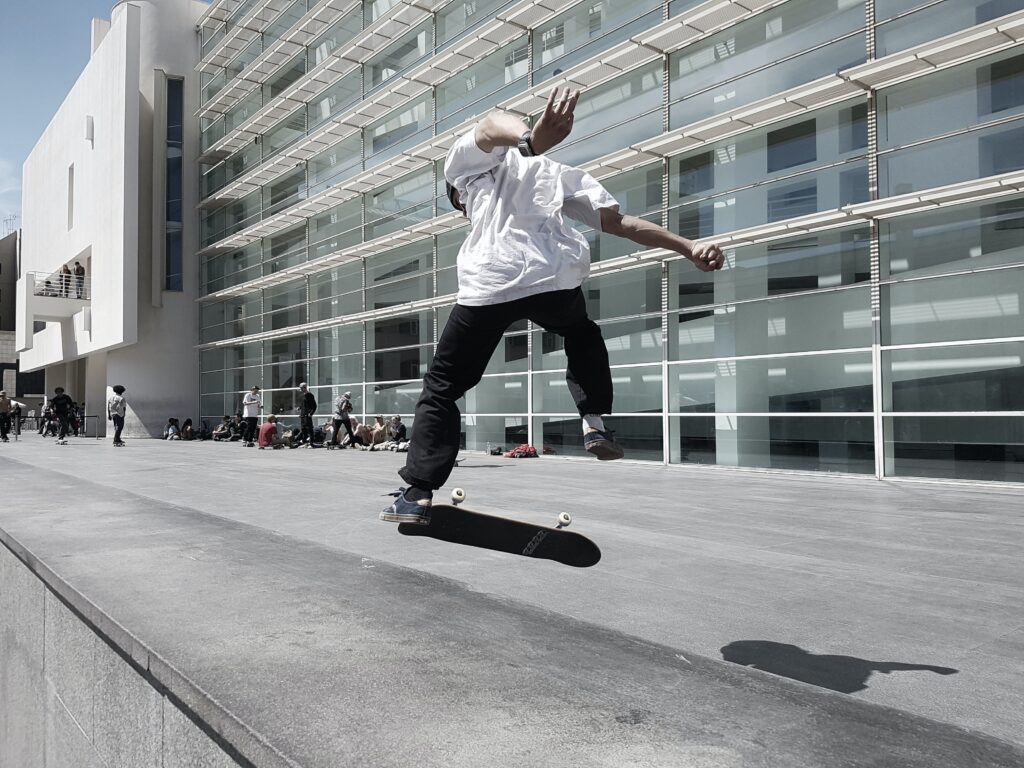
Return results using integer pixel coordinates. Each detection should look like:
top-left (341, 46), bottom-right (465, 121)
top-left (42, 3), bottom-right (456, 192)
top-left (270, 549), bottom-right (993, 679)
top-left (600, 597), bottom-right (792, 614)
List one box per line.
top-left (18, 0), bottom-right (206, 437)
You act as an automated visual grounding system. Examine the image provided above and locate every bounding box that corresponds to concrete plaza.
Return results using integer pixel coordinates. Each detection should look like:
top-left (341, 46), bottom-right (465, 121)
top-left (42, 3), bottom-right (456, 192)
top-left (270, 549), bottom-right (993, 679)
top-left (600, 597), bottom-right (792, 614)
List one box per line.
top-left (1, 435), bottom-right (1022, 766)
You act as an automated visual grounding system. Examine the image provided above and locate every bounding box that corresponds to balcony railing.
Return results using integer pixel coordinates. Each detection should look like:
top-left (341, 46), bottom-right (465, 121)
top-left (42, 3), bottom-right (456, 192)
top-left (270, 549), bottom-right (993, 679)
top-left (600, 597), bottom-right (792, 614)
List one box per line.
top-left (27, 270), bottom-right (92, 301)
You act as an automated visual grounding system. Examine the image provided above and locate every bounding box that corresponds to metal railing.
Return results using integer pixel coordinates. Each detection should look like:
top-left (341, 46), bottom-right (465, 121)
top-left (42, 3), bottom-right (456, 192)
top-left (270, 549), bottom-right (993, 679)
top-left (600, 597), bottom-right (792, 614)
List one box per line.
top-left (27, 270), bottom-right (92, 300)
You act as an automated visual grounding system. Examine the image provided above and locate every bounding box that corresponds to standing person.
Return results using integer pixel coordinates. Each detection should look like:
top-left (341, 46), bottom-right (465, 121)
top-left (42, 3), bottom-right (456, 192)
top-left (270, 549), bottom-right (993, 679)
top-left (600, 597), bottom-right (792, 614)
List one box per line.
top-left (74, 261), bottom-right (86, 298)
top-left (241, 386), bottom-right (262, 447)
top-left (297, 383), bottom-right (317, 447)
top-left (51, 387), bottom-right (75, 443)
top-left (381, 88), bottom-right (723, 524)
top-left (0, 391), bottom-right (12, 443)
top-left (60, 265), bottom-right (72, 297)
top-left (107, 385), bottom-right (128, 446)
top-left (331, 391), bottom-right (357, 448)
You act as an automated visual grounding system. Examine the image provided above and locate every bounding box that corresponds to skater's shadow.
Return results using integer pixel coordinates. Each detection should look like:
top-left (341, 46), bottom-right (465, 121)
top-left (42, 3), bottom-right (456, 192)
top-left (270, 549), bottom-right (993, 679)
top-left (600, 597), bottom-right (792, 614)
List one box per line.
top-left (720, 640), bottom-right (958, 694)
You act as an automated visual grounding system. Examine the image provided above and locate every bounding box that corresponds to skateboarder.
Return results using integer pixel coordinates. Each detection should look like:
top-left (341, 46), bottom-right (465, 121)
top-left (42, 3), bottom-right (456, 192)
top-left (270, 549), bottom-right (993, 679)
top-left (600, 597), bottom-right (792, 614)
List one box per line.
top-left (107, 385), bottom-right (128, 446)
top-left (380, 87), bottom-right (723, 525)
top-left (50, 387), bottom-right (75, 443)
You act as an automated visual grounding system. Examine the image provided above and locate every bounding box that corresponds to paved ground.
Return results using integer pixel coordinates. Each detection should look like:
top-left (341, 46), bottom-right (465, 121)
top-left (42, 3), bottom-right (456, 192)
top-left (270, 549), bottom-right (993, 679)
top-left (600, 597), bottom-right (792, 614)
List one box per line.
top-left (1, 434), bottom-right (1022, 763)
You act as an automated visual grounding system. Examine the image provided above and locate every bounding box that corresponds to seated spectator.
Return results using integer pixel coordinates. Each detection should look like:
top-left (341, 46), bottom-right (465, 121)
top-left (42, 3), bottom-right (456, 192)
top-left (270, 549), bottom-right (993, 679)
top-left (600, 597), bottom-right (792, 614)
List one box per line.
top-left (180, 418), bottom-right (195, 441)
top-left (164, 418), bottom-right (181, 440)
top-left (228, 414), bottom-right (245, 441)
top-left (211, 416), bottom-right (231, 441)
top-left (257, 415), bottom-right (285, 449)
top-left (345, 417), bottom-right (373, 449)
top-left (367, 414), bottom-right (389, 450)
top-left (389, 415), bottom-right (407, 443)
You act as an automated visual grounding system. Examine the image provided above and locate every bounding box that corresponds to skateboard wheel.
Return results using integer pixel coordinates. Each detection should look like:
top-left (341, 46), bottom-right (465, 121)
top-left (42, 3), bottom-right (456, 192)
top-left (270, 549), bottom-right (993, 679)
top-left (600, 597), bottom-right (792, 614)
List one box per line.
top-left (451, 487), bottom-right (466, 505)
top-left (557, 512), bottom-right (572, 528)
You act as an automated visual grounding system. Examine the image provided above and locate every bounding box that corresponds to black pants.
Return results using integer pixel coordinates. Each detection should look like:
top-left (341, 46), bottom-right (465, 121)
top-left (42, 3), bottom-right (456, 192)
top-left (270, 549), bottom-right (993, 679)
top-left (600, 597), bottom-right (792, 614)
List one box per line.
top-left (244, 416), bottom-right (258, 443)
top-left (332, 416), bottom-right (357, 446)
top-left (0, 413), bottom-right (9, 440)
top-left (57, 413), bottom-right (70, 440)
top-left (112, 414), bottom-right (124, 443)
top-left (299, 414), bottom-right (314, 443)
top-left (399, 287), bottom-right (612, 491)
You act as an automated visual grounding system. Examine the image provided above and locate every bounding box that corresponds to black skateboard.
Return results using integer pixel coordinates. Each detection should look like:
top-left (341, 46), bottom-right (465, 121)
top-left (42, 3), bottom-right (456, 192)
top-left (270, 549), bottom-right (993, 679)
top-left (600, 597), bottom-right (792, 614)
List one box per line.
top-left (398, 490), bottom-right (601, 568)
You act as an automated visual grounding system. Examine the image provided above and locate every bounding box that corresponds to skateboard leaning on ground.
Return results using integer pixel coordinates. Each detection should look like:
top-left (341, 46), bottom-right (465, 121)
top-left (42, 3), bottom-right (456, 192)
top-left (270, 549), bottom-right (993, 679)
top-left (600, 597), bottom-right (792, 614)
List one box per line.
top-left (398, 488), bottom-right (601, 568)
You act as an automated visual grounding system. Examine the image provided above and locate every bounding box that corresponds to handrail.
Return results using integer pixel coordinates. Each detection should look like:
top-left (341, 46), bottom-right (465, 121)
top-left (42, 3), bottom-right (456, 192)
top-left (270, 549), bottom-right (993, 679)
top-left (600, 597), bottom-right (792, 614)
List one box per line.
top-left (26, 270), bottom-right (92, 301)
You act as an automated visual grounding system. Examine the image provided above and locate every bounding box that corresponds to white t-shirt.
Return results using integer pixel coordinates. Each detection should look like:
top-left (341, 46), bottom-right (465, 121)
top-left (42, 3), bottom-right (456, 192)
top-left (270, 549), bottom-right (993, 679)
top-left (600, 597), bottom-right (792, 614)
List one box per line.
top-left (107, 394), bottom-right (126, 418)
top-left (444, 130), bottom-right (620, 306)
top-left (242, 392), bottom-right (262, 418)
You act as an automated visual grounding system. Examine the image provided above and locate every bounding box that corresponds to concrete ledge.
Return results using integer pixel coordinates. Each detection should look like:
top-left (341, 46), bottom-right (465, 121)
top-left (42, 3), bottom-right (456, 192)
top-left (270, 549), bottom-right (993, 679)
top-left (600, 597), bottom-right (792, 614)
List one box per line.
top-left (2, 458), bottom-right (1024, 767)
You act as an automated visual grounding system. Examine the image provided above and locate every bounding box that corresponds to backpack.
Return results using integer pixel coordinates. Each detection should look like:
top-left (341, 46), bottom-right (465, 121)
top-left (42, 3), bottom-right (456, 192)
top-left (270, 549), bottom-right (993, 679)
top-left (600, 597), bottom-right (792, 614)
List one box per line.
top-left (503, 443), bottom-right (538, 459)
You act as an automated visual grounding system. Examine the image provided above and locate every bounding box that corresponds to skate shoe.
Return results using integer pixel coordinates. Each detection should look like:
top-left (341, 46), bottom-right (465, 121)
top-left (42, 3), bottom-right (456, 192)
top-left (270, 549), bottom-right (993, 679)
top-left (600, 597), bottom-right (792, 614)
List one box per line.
top-left (584, 429), bottom-right (624, 461)
top-left (379, 487), bottom-right (432, 525)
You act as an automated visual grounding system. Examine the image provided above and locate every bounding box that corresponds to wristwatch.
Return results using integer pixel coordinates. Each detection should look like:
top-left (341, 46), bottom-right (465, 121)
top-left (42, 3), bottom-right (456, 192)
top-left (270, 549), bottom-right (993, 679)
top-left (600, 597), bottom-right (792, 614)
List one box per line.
top-left (517, 130), bottom-right (537, 157)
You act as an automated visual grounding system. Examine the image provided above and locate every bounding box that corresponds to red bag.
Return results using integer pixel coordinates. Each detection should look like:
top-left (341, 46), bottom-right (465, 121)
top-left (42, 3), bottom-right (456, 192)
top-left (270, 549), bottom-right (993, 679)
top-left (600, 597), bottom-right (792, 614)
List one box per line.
top-left (503, 443), bottom-right (538, 458)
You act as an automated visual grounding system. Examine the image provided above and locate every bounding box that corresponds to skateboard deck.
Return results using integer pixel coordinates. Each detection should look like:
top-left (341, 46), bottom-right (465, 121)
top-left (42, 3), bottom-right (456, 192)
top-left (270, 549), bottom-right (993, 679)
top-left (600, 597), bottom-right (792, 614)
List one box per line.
top-left (398, 504), bottom-right (601, 568)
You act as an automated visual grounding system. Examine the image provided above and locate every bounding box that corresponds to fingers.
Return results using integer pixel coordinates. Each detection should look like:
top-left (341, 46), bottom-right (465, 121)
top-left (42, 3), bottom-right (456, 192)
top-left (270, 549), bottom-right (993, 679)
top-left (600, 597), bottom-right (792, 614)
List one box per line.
top-left (547, 86), bottom-right (581, 117)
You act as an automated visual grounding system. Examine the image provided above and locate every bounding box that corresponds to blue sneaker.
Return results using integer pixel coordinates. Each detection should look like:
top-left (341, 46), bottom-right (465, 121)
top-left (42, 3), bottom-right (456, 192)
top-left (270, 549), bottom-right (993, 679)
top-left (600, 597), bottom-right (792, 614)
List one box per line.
top-left (584, 429), bottom-right (624, 461)
top-left (379, 487), bottom-right (432, 525)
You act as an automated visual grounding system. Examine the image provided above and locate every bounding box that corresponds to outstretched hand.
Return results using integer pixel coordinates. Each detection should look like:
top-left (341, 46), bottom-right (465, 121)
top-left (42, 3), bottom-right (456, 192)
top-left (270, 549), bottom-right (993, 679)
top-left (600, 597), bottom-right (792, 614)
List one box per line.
top-left (690, 241), bottom-right (724, 272)
top-left (531, 87), bottom-right (580, 154)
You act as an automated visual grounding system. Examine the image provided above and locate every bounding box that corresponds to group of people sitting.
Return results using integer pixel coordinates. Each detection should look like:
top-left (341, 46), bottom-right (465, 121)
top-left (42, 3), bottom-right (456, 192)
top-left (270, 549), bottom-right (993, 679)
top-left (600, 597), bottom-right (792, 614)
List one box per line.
top-left (207, 412), bottom-right (408, 451)
top-left (163, 417), bottom-right (199, 440)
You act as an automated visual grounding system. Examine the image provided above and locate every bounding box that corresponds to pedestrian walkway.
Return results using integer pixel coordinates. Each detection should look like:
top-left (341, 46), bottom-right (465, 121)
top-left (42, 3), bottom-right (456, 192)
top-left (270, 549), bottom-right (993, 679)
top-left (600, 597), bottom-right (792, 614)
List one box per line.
top-left (1, 437), bottom-right (1022, 765)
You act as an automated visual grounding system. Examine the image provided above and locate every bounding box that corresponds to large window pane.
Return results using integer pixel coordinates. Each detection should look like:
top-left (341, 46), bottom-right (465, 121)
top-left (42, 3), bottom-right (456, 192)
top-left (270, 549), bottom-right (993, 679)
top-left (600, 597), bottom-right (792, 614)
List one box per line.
top-left (884, 342), bottom-right (1024, 412)
top-left (365, 22), bottom-right (432, 91)
top-left (879, 121), bottom-right (1024, 197)
top-left (671, 227), bottom-right (871, 311)
top-left (669, 0), bottom-right (866, 128)
top-left (879, 50), bottom-right (1024, 149)
top-left (437, 40), bottom-right (528, 122)
top-left (458, 415), bottom-right (528, 452)
top-left (308, 198), bottom-right (362, 260)
top-left (532, 0), bottom-right (662, 83)
top-left (370, 381), bottom-right (424, 415)
top-left (458, 374), bottom-right (528, 414)
top-left (670, 352), bottom-right (872, 413)
top-left (876, 0), bottom-right (1024, 56)
top-left (308, 134), bottom-right (362, 197)
top-left (309, 262), bottom-right (364, 322)
top-left (880, 196), bottom-right (1024, 279)
top-left (670, 415), bottom-right (874, 472)
top-left (670, 286), bottom-right (872, 360)
top-left (263, 280), bottom-right (307, 330)
top-left (364, 167), bottom-right (433, 240)
top-left (885, 416), bottom-right (1024, 482)
top-left (371, 310), bottom-right (433, 350)
top-left (669, 161), bottom-right (869, 238)
top-left (882, 269), bottom-right (1024, 345)
top-left (312, 324), bottom-right (363, 358)
top-left (533, 365), bottom-right (662, 414)
top-left (438, 0), bottom-right (511, 45)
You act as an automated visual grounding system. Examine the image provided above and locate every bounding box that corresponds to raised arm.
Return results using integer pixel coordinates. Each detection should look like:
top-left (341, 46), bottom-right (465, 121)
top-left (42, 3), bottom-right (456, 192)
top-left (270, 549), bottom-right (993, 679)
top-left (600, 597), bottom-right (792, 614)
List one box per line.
top-left (599, 208), bottom-right (724, 272)
top-left (474, 87), bottom-right (581, 154)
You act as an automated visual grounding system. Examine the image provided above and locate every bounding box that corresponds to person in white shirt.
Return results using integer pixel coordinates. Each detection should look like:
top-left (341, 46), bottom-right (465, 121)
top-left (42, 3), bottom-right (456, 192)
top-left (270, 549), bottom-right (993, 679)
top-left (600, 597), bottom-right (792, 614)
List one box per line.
top-left (381, 88), bottom-right (724, 525)
top-left (241, 386), bottom-right (262, 447)
top-left (106, 385), bottom-right (128, 446)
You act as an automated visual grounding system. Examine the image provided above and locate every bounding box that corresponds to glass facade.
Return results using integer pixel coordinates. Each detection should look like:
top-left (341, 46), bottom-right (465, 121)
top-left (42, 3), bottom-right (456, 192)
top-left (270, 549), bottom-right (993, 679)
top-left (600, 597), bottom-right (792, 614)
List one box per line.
top-left (195, 0), bottom-right (1024, 481)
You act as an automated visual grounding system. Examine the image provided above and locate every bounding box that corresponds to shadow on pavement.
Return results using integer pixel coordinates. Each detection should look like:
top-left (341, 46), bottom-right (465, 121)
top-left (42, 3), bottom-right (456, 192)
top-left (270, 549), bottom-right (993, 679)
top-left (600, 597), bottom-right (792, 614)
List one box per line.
top-left (720, 640), bottom-right (959, 694)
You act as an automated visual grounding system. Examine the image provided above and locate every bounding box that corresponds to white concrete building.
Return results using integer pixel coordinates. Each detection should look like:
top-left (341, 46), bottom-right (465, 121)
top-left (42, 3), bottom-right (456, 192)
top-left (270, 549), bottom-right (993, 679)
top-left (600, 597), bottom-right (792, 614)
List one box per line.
top-left (16, 0), bottom-right (207, 437)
